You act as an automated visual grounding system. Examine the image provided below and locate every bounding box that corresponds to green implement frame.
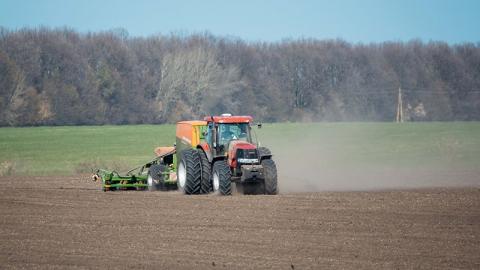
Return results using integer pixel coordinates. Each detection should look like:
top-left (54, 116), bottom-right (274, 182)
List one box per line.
top-left (95, 168), bottom-right (148, 192)
top-left (94, 148), bottom-right (177, 192)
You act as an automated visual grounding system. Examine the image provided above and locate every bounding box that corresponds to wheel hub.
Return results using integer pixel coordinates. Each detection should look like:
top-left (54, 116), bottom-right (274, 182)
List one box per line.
top-left (213, 171), bottom-right (220, 191)
top-left (178, 161), bottom-right (186, 188)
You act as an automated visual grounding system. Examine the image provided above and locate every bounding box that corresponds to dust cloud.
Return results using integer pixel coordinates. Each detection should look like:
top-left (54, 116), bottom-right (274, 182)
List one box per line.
top-left (259, 123), bottom-right (480, 193)
top-left (276, 157), bottom-right (479, 192)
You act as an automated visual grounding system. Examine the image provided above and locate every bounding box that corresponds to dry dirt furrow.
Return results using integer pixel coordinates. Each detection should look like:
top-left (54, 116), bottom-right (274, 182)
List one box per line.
top-left (0, 176), bottom-right (479, 269)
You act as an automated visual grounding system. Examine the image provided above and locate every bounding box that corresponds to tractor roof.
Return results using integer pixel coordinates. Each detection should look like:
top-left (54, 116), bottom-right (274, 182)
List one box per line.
top-left (204, 115), bottom-right (253, 124)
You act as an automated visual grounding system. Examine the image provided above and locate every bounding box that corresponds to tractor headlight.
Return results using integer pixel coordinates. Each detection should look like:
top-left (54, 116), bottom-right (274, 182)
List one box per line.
top-left (237, 158), bottom-right (259, 164)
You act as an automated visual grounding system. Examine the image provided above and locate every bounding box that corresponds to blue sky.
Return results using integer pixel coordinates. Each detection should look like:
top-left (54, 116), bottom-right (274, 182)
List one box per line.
top-left (0, 0), bottom-right (479, 43)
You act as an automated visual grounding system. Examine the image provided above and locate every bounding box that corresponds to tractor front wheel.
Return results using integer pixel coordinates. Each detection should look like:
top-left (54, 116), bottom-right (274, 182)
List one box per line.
top-left (212, 160), bottom-right (232, 196)
top-left (262, 159), bottom-right (278, 195)
top-left (177, 149), bottom-right (202, 195)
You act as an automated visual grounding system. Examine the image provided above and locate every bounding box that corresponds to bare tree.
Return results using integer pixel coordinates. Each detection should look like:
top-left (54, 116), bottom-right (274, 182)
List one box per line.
top-left (1, 28), bottom-right (479, 125)
top-left (157, 46), bottom-right (242, 122)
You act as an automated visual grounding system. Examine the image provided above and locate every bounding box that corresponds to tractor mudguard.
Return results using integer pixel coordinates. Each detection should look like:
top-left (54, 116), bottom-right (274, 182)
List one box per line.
top-left (257, 146), bottom-right (272, 161)
top-left (198, 142), bottom-right (213, 162)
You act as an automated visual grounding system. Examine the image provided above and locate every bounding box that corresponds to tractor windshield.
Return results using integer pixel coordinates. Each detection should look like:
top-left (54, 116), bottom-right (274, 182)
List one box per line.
top-left (218, 123), bottom-right (251, 146)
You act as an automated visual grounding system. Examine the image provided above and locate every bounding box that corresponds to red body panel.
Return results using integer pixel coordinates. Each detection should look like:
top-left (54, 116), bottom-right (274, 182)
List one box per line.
top-left (199, 142), bottom-right (210, 152)
top-left (227, 140), bottom-right (257, 167)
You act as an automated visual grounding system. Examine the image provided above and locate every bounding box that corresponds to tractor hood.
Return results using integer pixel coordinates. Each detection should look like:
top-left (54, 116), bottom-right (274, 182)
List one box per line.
top-left (227, 140), bottom-right (259, 167)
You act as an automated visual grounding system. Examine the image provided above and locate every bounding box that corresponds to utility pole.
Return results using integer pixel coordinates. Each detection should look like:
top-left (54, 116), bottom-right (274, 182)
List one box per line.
top-left (396, 87), bottom-right (404, 123)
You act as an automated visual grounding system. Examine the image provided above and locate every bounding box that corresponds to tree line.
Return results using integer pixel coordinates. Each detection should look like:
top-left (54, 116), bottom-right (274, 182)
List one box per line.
top-left (1, 27), bottom-right (479, 126)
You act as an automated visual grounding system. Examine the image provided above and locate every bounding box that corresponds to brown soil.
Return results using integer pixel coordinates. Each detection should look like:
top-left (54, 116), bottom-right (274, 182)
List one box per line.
top-left (0, 176), bottom-right (479, 269)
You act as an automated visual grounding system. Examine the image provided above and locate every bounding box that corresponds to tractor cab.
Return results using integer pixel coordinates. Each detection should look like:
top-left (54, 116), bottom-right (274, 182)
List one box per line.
top-left (204, 114), bottom-right (255, 157)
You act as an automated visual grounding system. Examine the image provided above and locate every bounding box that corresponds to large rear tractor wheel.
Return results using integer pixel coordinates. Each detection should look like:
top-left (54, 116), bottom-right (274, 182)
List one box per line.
top-left (199, 150), bottom-right (212, 194)
top-left (177, 149), bottom-right (202, 195)
top-left (262, 159), bottom-right (278, 195)
top-left (148, 164), bottom-right (166, 191)
top-left (212, 160), bottom-right (232, 196)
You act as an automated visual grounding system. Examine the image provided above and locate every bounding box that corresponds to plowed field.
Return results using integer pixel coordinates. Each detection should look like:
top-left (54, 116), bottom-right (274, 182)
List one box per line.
top-left (0, 176), bottom-right (479, 269)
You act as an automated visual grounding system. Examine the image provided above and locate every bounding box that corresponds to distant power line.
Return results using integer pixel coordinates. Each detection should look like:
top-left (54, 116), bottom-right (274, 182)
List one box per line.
top-left (327, 88), bottom-right (480, 96)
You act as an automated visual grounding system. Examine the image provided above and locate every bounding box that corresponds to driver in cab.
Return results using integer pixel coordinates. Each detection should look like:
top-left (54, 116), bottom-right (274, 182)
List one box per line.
top-left (220, 125), bottom-right (237, 143)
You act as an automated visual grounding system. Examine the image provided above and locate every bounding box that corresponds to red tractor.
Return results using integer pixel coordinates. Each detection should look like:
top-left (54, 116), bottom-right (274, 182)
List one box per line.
top-left (172, 114), bottom-right (278, 195)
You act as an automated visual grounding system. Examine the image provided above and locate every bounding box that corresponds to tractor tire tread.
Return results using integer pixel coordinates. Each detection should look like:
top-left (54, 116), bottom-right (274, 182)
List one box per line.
top-left (262, 159), bottom-right (278, 195)
top-left (199, 150), bottom-right (212, 194)
top-left (213, 160), bottom-right (232, 196)
top-left (181, 149), bottom-right (202, 195)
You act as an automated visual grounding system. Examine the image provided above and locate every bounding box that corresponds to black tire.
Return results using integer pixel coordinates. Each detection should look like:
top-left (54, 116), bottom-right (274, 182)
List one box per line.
top-left (148, 164), bottom-right (166, 191)
top-left (262, 159), bottom-right (278, 195)
top-left (177, 149), bottom-right (202, 195)
top-left (212, 160), bottom-right (232, 196)
top-left (198, 150), bottom-right (212, 194)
